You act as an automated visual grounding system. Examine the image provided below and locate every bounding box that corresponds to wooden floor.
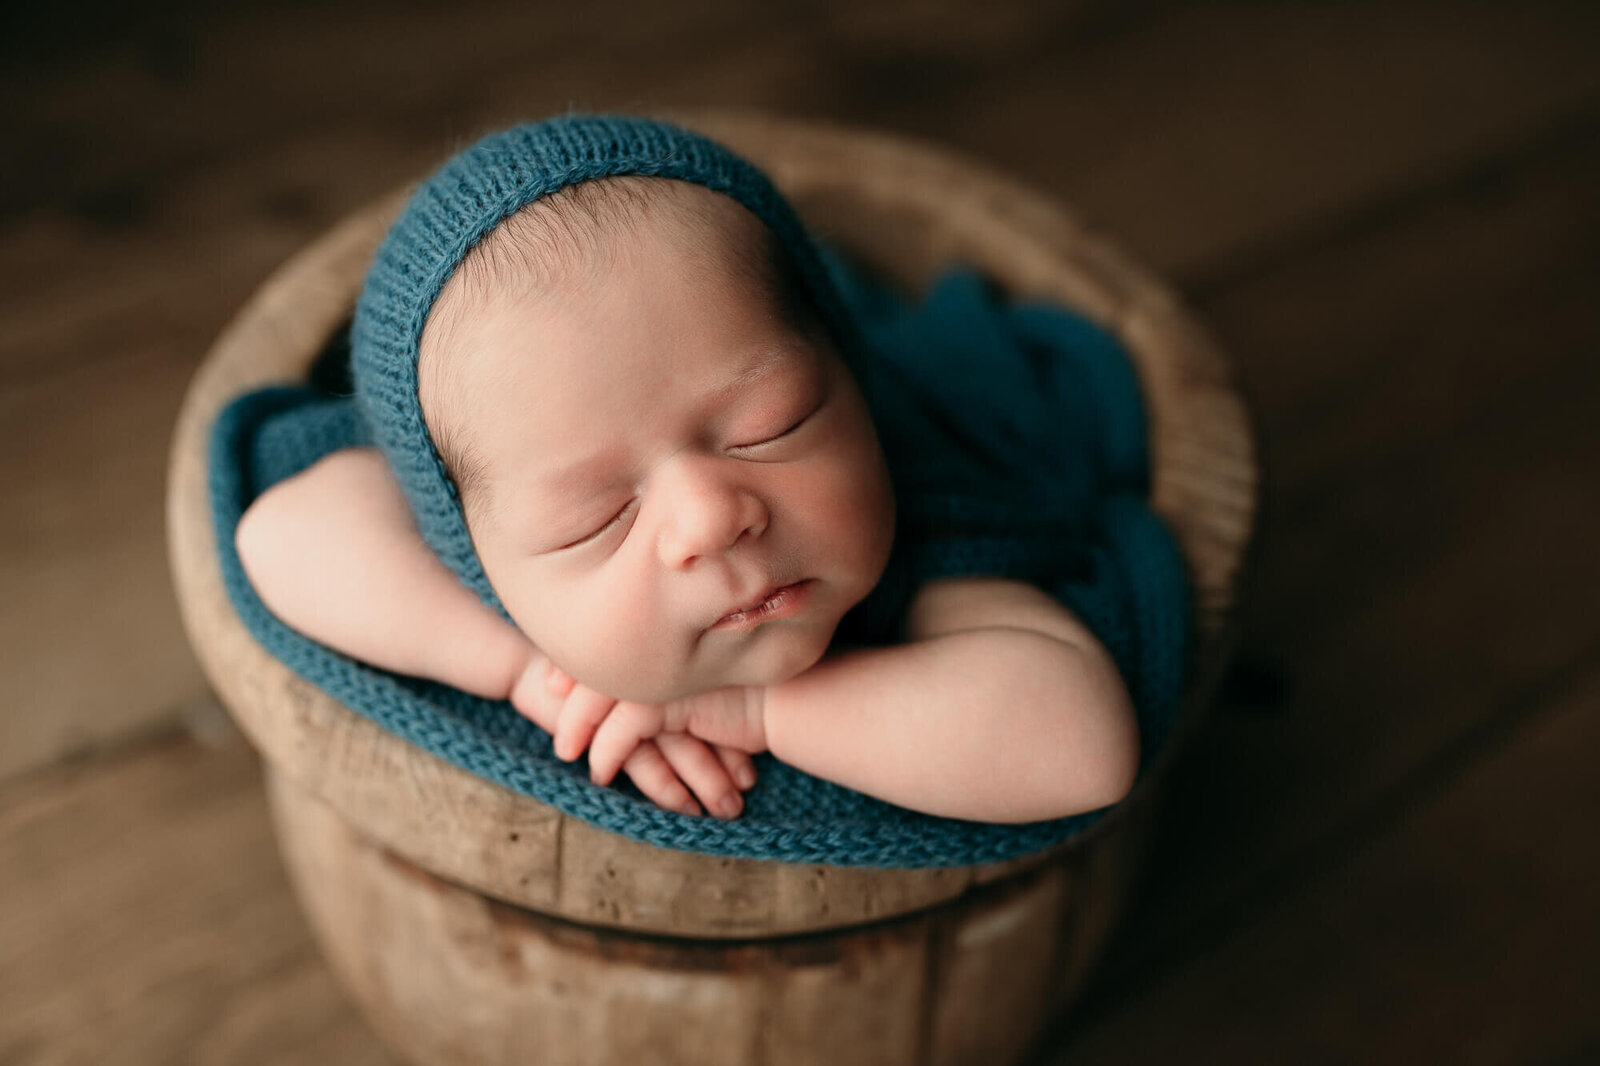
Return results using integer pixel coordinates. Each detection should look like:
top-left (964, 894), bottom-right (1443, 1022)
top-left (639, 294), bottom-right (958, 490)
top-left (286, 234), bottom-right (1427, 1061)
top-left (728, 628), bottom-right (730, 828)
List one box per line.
top-left (5, 2), bottom-right (1599, 1062)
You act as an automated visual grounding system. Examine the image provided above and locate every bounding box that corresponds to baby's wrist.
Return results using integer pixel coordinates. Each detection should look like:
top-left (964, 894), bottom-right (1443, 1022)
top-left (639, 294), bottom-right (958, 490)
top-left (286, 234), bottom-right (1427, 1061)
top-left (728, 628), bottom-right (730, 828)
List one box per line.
top-left (744, 684), bottom-right (770, 755)
top-left (506, 650), bottom-right (543, 704)
top-left (669, 683), bottom-right (769, 755)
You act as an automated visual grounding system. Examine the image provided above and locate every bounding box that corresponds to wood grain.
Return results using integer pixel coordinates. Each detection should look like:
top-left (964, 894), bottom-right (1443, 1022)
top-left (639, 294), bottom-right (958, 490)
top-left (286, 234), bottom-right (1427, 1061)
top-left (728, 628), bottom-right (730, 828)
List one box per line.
top-left (0, 726), bottom-right (395, 1066)
top-left (7, 3), bottom-right (1600, 1063)
top-left (1050, 658), bottom-right (1600, 1065)
top-left (267, 767), bottom-right (1085, 1066)
top-left (1086, 108), bottom-right (1600, 1005)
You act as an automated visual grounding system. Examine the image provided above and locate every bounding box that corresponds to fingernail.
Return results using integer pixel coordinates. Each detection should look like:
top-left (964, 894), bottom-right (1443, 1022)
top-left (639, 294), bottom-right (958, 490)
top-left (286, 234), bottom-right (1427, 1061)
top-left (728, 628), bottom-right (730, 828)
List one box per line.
top-left (735, 767), bottom-right (757, 789)
top-left (716, 795), bottom-right (742, 819)
top-left (677, 801), bottom-right (702, 817)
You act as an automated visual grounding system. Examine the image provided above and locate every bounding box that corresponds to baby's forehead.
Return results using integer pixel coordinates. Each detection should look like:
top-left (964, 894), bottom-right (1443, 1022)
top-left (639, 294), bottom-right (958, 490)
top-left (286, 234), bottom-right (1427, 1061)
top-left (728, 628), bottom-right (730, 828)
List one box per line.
top-left (423, 178), bottom-right (782, 362)
top-left (430, 178), bottom-right (807, 368)
top-left (468, 177), bottom-right (766, 292)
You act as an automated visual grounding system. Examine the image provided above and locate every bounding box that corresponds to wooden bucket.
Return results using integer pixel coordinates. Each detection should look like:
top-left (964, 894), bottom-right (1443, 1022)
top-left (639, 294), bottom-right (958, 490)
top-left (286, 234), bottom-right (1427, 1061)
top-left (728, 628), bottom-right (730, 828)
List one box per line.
top-left (167, 111), bottom-right (1257, 1066)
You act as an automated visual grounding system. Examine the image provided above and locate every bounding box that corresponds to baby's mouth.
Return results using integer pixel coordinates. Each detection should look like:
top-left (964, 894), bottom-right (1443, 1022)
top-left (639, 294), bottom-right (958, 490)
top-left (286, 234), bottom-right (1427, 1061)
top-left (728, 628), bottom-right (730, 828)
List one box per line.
top-left (710, 580), bottom-right (815, 632)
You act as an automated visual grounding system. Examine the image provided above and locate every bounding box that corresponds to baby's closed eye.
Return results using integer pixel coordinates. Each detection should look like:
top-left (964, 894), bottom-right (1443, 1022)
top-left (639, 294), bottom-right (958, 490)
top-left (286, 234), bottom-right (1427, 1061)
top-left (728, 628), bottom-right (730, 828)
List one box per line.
top-left (729, 402), bottom-right (820, 453)
top-left (557, 498), bottom-right (638, 551)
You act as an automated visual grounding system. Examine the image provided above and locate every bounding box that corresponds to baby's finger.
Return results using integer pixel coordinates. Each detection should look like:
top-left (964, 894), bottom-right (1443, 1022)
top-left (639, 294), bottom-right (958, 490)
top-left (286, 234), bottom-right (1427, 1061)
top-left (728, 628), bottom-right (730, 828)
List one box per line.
top-left (588, 703), bottom-right (664, 787)
top-left (656, 734), bottom-right (744, 820)
top-left (508, 662), bottom-right (559, 734)
top-left (712, 744), bottom-right (759, 791)
top-left (620, 741), bottom-right (702, 817)
top-left (554, 686), bottom-right (615, 762)
top-left (544, 660), bottom-right (576, 698)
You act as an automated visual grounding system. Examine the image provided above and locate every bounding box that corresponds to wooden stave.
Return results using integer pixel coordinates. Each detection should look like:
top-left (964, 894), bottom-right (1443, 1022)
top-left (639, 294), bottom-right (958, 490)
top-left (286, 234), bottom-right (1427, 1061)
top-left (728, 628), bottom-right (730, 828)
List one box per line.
top-left (268, 765), bottom-right (1151, 1066)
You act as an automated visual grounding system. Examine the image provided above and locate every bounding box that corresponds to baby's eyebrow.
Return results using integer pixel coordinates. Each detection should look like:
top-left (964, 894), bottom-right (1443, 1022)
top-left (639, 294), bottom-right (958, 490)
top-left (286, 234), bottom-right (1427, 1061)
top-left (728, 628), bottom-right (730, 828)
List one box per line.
top-left (539, 444), bottom-right (633, 500)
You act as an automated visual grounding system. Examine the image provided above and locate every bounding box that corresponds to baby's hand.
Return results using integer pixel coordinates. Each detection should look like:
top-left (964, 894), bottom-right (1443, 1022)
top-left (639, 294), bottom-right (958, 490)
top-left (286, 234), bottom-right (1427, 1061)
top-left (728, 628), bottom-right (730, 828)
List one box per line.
top-left (510, 658), bottom-right (756, 820)
top-left (551, 675), bottom-right (767, 798)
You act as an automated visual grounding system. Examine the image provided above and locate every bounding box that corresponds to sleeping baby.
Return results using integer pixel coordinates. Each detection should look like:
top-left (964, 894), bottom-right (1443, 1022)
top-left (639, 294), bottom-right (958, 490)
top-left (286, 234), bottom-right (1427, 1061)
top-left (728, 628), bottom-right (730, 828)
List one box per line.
top-left (233, 117), bottom-right (1145, 828)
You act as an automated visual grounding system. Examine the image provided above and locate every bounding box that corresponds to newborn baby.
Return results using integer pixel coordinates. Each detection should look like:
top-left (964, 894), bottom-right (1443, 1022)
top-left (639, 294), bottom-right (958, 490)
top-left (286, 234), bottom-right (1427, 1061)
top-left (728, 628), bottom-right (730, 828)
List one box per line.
top-left (236, 144), bottom-right (1139, 827)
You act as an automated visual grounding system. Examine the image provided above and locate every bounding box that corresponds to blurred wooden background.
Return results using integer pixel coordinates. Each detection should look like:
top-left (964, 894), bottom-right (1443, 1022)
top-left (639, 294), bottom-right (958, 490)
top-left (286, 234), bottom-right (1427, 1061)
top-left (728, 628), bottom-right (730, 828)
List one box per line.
top-left (4, 1), bottom-right (1598, 1062)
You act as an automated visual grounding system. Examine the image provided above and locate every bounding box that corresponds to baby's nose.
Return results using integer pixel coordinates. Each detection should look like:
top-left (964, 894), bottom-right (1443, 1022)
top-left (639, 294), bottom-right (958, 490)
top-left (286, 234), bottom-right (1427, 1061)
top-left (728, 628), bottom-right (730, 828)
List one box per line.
top-left (655, 461), bottom-right (768, 569)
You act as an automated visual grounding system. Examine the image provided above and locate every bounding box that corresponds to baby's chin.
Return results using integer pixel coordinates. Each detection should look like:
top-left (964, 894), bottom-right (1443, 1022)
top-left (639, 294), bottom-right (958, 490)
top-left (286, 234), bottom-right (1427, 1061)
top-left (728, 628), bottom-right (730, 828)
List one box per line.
top-left (602, 621), bottom-right (836, 704)
top-left (712, 626), bottom-right (833, 691)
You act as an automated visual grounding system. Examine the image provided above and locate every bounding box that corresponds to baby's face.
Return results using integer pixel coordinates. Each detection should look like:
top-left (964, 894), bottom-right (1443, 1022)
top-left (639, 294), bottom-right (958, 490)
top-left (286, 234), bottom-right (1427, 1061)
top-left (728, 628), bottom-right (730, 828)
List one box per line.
top-left (423, 189), bottom-right (895, 702)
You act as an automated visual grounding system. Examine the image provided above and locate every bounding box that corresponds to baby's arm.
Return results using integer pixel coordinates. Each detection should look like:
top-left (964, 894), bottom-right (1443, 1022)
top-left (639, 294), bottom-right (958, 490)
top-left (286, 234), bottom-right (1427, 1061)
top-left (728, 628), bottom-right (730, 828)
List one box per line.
top-left (233, 448), bottom-right (754, 818)
top-left (761, 578), bottom-right (1140, 822)
top-left (235, 448), bottom-right (531, 699)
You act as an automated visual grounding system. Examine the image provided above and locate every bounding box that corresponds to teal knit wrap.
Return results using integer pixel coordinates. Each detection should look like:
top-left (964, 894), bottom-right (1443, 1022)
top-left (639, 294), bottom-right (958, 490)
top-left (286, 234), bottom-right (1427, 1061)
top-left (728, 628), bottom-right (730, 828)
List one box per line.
top-left (351, 115), bottom-right (853, 615)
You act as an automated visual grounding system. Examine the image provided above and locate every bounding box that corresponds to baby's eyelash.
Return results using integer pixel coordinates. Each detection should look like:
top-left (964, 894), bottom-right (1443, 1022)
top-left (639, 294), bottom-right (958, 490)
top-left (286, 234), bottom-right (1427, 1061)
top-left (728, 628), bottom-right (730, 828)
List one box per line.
top-left (560, 500), bottom-right (634, 551)
top-left (733, 402), bottom-right (822, 451)
top-left (764, 415), bottom-right (808, 443)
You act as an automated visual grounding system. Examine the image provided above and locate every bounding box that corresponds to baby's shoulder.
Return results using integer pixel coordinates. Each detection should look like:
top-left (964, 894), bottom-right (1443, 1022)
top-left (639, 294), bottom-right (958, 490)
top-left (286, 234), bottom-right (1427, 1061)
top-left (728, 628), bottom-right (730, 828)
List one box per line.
top-left (904, 576), bottom-right (1101, 648)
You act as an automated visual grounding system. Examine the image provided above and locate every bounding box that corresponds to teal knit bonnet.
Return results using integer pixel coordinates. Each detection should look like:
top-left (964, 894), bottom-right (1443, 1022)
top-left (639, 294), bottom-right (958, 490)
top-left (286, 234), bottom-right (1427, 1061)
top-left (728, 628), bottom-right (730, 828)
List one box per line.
top-left (351, 114), bottom-right (853, 615)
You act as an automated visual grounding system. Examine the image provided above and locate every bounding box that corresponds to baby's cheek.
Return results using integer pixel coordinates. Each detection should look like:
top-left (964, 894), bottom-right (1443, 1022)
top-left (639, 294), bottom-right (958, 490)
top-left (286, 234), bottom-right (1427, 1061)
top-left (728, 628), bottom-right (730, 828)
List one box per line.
top-left (484, 567), bottom-right (615, 687)
top-left (497, 548), bottom-right (681, 701)
top-left (568, 576), bottom-right (683, 697)
top-left (820, 452), bottom-right (896, 598)
top-left (807, 445), bottom-right (892, 539)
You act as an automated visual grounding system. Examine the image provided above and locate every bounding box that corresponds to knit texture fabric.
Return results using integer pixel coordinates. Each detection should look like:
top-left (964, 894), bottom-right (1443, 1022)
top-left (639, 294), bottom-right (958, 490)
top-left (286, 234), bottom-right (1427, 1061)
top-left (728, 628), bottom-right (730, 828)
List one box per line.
top-left (208, 115), bottom-right (1191, 867)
